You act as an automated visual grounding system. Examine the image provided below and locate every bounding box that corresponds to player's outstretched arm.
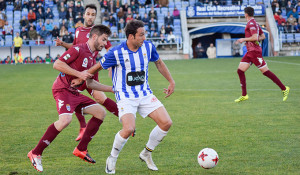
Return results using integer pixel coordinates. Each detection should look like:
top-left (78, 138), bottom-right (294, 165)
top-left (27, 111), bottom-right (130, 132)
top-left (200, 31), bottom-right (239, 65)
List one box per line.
top-left (154, 58), bottom-right (175, 98)
top-left (88, 62), bottom-right (103, 74)
top-left (71, 62), bottom-right (104, 87)
top-left (86, 79), bottom-right (114, 93)
top-left (54, 37), bottom-right (73, 49)
top-left (236, 34), bottom-right (258, 43)
top-left (53, 59), bottom-right (92, 80)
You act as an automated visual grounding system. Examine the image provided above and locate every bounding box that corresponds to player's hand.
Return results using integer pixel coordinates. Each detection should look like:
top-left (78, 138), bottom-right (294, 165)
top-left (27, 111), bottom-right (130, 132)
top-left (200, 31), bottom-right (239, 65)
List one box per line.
top-left (236, 38), bottom-right (244, 44)
top-left (54, 37), bottom-right (63, 46)
top-left (71, 78), bottom-right (84, 87)
top-left (78, 70), bottom-right (93, 81)
top-left (164, 81), bottom-right (175, 98)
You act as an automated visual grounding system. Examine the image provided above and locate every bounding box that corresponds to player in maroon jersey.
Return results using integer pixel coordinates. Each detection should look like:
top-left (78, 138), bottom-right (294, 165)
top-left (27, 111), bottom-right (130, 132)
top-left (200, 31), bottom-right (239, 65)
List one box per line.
top-left (27, 25), bottom-right (112, 172)
top-left (235, 7), bottom-right (290, 102)
top-left (55, 4), bottom-right (120, 141)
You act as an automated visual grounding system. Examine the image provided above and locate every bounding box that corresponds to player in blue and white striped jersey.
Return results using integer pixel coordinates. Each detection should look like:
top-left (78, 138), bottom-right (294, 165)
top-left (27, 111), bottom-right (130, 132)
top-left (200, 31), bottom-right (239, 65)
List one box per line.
top-left (80, 20), bottom-right (175, 174)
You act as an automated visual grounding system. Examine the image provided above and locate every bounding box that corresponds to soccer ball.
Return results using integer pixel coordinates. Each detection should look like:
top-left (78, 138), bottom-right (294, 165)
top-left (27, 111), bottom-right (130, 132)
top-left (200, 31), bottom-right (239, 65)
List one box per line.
top-left (197, 148), bottom-right (219, 169)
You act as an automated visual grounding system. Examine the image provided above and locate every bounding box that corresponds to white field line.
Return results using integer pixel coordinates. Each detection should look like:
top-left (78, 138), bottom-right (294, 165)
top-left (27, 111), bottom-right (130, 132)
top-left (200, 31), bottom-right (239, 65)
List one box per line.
top-left (267, 60), bottom-right (300, 66)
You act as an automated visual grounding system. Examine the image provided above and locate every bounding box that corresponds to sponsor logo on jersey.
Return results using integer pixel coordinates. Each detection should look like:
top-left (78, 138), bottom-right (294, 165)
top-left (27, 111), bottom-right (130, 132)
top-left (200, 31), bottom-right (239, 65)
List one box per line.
top-left (63, 54), bottom-right (71, 60)
top-left (66, 104), bottom-right (71, 111)
top-left (250, 22), bottom-right (254, 25)
top-left (82, 58), bottom-right (88, 67)
top-left (250, 27), bottom-right (256, 30)
top-left (58, 99), bottom-right (64, 111)
top-left (74, 47), bottom-right (80, 52)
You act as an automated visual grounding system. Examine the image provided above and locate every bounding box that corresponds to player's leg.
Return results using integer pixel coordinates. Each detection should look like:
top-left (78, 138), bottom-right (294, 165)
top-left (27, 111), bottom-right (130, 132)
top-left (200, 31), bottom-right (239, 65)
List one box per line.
top-left (92, 90), bottom-right (119, 117)
top-left (105, 114), bottom-right (135, 174)
top-left (235, 53), bottom-right (251, 102)
top-left (73, 101), bottom-right (106, 163)
top-left (139, 106), bottom-right (172, 171)
top-left (28, 114), bottom-right (72, 172)
top-left (74, 107), bottom-right (87, 141)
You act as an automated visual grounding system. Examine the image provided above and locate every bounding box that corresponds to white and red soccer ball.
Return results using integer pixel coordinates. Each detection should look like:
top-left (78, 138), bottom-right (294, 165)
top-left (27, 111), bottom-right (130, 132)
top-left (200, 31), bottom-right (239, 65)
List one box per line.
top-left (197, 148), bottom-right (219, 169)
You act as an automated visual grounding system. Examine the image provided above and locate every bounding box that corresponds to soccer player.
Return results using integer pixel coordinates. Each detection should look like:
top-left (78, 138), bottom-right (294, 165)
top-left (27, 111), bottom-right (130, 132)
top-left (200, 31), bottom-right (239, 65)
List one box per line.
top-left (55, 4), bottom-right (119, 141)
top-left (235, 7), bottom-right (290, 102)
top-left (74, 20), bottom-right (175, 174)
top-left (27, 25), bottom-right (112, 172)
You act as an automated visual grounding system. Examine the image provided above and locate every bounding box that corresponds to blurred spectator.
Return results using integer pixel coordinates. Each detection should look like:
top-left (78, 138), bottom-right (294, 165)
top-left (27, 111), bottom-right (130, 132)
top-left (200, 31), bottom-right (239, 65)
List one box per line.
top-left (45, 20), bottom-right (53, 32)
top-left (29, 2), bottom-right (37, 12)
top-left (36, 8), bottom-right (45, 23)
top-left (60, 20), bottom-right (68, 30)
top-left (20, 27), bottom-right (28, 39)
top-left (36, 21), bottom-right (43, 33)
top-left (59, 7), bottom-right (67, 22)
top-left (37, 2), bottom-right (44, 13)
top-left (135, 13), bottom-right (141, 20)
top-left (232, 41), bottom-right (240, 57)
top-left (274, 12), bottom-right (280, 22)
top-left (0, 10), bottom-right (7, 21)
top-left (117, 7), bottom-right (125, 20)
top-left (3, 21), bottom-right (13, 35)
top-left (62, 30), bottom-right (73, 43)
top-left (287, 8), bottom-right (298, 20)
top-left (142, 13), bottom-right (149, 26)
top-left (277, 14), bottom-right (286, 26)
top-left (22, 0), bottom-right (29, 9)
top-left (126, 14), bottom-right (133, 23)
top-left (100, 0), bottom-right (109, 10)
top-left (0, 0), bottom-right (6, 11)
top-left (207, 43), bottom-right (216, 59)
top-left (165, 12), bottom-right (174, 26)
top-left (68, 18), bottom-right (75, 29)
top-left (28, 0), bottom-right (36, 8)
top-left (165, 24), bottom-right (173, 34)
top-left (159, 33), bottom-right (166, 49)
top-left (102, 9), bottom-right (109, 22)
top-left (286, 1), bottom-right (293, 13)
top-left (20, 16), bottom-right (29, 29)
top-left (45, 8), bottom-right (54, 21)
top-left (159, 0), bottom-right (169, 7)
top-left (58, 1), bottom-right (67, 12)
top-left (66, 7), bottom-right (76, 20)
top-left (28, 9), bottom-right (36, 23)
top-left (36, 34), bottom-right (45, 45)
top-left (287, 14), bottom-right (296, 32)
top-left (173, 7), bottom-right (180, 19)
top-left (111, 31), bottom-right (118, 38)
top-left (14, 0), bottom-right (22, 11)
top-left (118, 18), bottom-right (125, 33)
top-left (160, 25), bottom-right (166, 35)
top-left (22, 35), bottom-right (29, 45)
top-left (39, 26), bottom-right (50, 40)
top-left (294, 21), bottom-right (300, 32)
top-left (67, 0), bottom-right (75, 11)
top-left (195, 42), bottom-right (205, 58)
top-left (28, 26), bottom-right (38, 40)
top-left (295, 2), bottom-right (300, 13)
top-left (4, 56), bottom-right (12, 64)
top-left (130, 1), bottom-right (138, 14)
top-left (75, 12), bottom-right (84, 23)
top-left (167, 31), bottom-right (176, 43)
top-left (45, 53), bottom-right (53, 64)
top-left (74, 1), bottom-right (84, 15)
top-left (59, 26), bottom-right (67, 37)
top-left (52, 25), bottom-right (60, 38)
top-left (55, 54), bottom-right (60, 61)
top-left (123, 3), bottom-right (129, 12)
top-left (34, 55), bottom-right (43, 63)
top-left (27, 23), bottom-right (36, 31)
top-left (75, 19), bottom-right (84, 28)
top-left (148, 6), bottom-right (157, 20)
top-left (108, 0), bottom-right (117, 13)
top-left (108, 14), bottom-right (116, 27)
top-left (149, 18), bottom-right (158, 32)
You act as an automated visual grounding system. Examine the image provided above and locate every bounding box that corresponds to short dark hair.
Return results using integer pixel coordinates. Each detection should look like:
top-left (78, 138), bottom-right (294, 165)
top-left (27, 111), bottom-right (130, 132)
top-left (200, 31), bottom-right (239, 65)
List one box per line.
top-left (124, 20), bottom-right (145, 38)
top-left (85, 4), bottom-right (97, 14)
top-left (89, 24), bottom-right (112, 38)
top-left (244, 7), bottom-right (254, 17)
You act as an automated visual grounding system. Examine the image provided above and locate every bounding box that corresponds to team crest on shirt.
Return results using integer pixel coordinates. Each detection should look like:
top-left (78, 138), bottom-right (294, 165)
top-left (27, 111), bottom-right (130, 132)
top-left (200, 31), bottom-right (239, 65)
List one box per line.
top-left (66, 104), bottom-right (71, 111)
top-left (101, 57), bottom-right (106, 64)
top-left (143, 53), bottom-right (147, 60)
top-left (82, 58), bottom-right (88, 67)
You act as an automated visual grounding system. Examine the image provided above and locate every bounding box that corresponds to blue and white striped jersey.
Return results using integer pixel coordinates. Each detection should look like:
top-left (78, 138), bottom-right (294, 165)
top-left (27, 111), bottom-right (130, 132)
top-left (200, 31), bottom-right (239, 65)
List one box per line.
top-left (99, 40), bottom-right (160, 101)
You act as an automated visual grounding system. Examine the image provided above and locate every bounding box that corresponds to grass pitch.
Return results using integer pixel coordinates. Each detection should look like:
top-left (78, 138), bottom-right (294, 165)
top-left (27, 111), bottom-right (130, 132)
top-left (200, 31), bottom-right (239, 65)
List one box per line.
top-left (0, 57), bottom-right (299, 175)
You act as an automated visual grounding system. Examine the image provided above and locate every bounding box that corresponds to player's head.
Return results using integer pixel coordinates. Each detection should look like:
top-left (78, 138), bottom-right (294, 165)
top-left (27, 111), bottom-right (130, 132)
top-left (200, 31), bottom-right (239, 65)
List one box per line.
top-left (89, 24), bottom-right (111, 51)
top-left (84, 4), bottom-right (97, 27)
top-left (125, 20), bottom-right (145, 48)
top-left (244, 7), bottom-right (254, 17)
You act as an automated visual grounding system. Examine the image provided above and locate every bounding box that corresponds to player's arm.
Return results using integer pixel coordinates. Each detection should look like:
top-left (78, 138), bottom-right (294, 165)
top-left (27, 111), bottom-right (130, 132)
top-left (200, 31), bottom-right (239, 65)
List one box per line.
top-left (154, 58), bottom-right (175, 98)
top-left (236, 33), bottom-right (258, 43)
top-left (71, 62), bottom-right (103, 87)
top-left (258, 33), bottom-right (265, 41)
top-left (86, 78), bottom-right (114, 93)
top-left (53, 59), bottom-right (92, 80)
top-left (54, 36), bottom-right (73, 49)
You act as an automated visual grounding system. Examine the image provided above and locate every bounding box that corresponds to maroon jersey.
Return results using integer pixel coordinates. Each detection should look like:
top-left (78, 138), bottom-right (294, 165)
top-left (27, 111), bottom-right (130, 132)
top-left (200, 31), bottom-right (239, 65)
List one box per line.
top-left (73, 26), bottom-right (112, 49)
top-left (52, 43), bottom-right (97, 92)
top-left (245, 18), bottom-right (263, 52)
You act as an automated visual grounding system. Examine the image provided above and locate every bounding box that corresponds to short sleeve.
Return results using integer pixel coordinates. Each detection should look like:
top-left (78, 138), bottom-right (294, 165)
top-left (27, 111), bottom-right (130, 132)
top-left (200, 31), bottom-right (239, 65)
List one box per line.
top-left (99, 49), bottom-right (117, 69)
top-left (58, 46), bottom-right (80, 64)
top-left (150, 42), bottom-right (159, 62)
top-left (73, 29), bottom-right (78, 45)
top-left (249, 23), bottom-right (258, 36)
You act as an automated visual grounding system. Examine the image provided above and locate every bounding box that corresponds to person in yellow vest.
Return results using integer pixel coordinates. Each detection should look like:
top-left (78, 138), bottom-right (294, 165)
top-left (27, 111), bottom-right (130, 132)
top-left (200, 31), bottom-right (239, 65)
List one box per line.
top-left (13, 32), bottom-right (23, 64)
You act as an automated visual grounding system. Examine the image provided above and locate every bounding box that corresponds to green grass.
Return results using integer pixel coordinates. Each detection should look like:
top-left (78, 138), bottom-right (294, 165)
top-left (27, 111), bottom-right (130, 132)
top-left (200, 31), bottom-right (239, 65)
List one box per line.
top-left (0, 57), bottom-right (299, 175)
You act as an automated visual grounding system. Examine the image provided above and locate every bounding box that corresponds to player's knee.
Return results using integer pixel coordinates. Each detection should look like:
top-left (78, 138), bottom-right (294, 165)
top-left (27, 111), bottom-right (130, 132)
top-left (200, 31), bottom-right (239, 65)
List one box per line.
top-left (94, 108), bottom-right (107, 120)
top-left (123, 126), bottom-right (135, 136)
top-left (164, 119), bottom-right (173, 130)
top-left (94, 96), bottom-right (106, 105)
top-left (57, 116), bottom-right (72, 129)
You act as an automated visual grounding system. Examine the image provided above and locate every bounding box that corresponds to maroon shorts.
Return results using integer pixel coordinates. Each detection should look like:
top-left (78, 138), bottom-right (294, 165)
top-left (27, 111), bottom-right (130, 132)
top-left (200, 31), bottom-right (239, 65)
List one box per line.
top-left (241, 51), bottom-right (267, 69)
top-left (52, 88), bottom-right (97, 116)
top-left (76, 72), bottom-right (99, 95)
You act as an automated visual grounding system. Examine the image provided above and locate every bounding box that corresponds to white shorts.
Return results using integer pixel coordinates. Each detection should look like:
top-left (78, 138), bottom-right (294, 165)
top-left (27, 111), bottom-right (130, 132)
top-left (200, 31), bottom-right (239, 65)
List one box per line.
top-left (117, 94), bottom-right (163, 121)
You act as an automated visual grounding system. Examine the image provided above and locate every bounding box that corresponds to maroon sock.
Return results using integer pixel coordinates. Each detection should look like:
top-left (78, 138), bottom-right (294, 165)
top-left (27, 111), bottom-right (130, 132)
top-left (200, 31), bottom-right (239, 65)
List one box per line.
top-left (75, 107), bottom-right (87, 128)
top-left (237, 69), bottom-right (247, 96)
top-left (102, 98), bottom-right (119, 117)
top-left (263, 70), bottom-right (286, 90)
top-left (32, 123), bottom-right (60, 155)
top-left (77, 117), bottom-right (103, 151)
